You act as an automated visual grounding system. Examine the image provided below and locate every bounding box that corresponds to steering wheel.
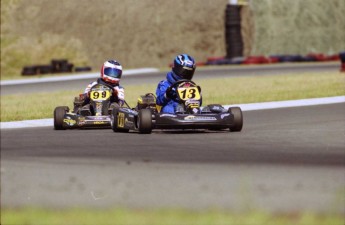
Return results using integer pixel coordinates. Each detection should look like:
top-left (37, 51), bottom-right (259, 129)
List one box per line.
top-left (170, 79), bottom-right (197, 88)
top-left (100, 82), bottom-right (116, 91)
top-left (167, 79), bottom-right (199, 103)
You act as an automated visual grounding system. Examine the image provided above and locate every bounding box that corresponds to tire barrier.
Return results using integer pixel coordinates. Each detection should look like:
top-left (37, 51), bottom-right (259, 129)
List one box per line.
top-left (243, 56), bottom-right (270, 64)
top-left (205, 56), bottom-right (245, 65)
top-left (21, 59), bottom-right (91, 76)
top-left (203, 53), bottom-right (340, 66)
top-left (51, 59), bottom-right (74, 73)
top-left (21, 66), bottom-right (37, 76)
top-left (75, 66), bottom-right (92, 72)
top-left (340, 51), bottom-right (345, 72)
top-left (37, 65), bottom-right (54, 74)
top-left (225, 4), bottom-right (243, 59)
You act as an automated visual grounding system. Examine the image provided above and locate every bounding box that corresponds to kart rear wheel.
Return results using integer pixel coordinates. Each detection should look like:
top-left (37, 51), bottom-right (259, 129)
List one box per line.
top-left (111, 108), bottom-right (129, 133)
top-left (229, 107), bottom-right (243, 132)
top-left (138, 109), bottom-right (152, 134)
top-left (54, 106), bottom-right (69, 130)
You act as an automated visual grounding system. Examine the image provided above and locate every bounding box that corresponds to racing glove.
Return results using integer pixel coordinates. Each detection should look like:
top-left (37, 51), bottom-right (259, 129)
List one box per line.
top-left (79, 93), bottom-right (89, 101)
top-left (114, 86), bottom-right (125, 106)
top-left (165, 86), bottom-right (175, 99)
top-left (114, 86), bottom-right (125, 101)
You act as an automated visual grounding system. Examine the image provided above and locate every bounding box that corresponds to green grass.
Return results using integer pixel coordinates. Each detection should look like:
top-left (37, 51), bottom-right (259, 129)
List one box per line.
top-left (197, 71), bottom-right (344, 104)
top-left (1, 72), bottom-right (344, 122)
top-left (1, 207), bottom-right (344, 225)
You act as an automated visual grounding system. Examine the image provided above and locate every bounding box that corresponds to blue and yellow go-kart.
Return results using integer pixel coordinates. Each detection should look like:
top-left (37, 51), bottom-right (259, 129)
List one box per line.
top-left (111, 80), bottom-right (243, 134)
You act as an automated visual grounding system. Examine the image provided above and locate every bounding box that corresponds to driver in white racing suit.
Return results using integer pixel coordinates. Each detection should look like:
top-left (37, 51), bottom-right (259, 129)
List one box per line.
top-left (73, 60), bottom-right (125, 113)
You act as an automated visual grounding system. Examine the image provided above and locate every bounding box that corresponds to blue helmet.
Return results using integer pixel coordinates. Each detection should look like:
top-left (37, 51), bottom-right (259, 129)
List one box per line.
top-left (172, 54), bottom-right (196, 80)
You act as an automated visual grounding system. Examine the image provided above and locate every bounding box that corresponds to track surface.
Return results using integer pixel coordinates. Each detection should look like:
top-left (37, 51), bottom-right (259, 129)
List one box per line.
top-left (2, 103), bottom-right (344, 213)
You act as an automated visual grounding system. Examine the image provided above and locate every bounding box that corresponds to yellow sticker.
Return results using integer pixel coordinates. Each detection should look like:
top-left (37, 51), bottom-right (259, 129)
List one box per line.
top-left (94, 121), bottom-right (106, 124)
top-left (177, 87), bottom-right (201, 101)
top-left (117, 112), bottom-right (125, 128)
top-left (90, 90), bottom-right (111, 101)
top-left (63, 118), bottom-right (76, 126)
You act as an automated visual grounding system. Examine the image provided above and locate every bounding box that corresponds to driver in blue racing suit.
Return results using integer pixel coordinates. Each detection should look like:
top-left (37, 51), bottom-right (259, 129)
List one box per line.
top-left (156, 54), bottom-right (201, 113)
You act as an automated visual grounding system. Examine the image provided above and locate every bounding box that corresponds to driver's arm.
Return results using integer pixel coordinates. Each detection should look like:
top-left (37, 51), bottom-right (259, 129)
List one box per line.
top-left (156, 81), bottom-right (170, 106)
top-left (84, 81), bottom-right (98, 95)
top-left (114, 86), bottom-right (125, 106)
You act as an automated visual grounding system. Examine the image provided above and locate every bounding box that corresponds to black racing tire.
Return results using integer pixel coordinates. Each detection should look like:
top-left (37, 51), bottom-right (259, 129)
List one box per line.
top-left (111, 108), bottom-right (118, 132)
top-left (111, 108), bottom-right (129, 133)
top-left (37, 65), bottom-right (53, 74)
top-left (21, 66), bottom-right (37, 76)
top-left (74, 66), bottom-right (92, 72)
top-left (54, 106), bottom-right (69, 130)
top-left (138, 109), bottom-right (152, 134)
top-left (229, 107), bottom-right (243, 132)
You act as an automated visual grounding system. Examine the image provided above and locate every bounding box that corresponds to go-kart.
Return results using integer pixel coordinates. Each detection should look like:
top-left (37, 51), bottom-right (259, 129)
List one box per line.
top-left (111, 79), bottom-right (243, 134)
top-left (54, 83), bottom-right (121, 130)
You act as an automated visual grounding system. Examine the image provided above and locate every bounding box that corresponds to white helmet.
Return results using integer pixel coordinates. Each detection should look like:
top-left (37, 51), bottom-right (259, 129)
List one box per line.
top-left (100, 60), bottom-right (122, 84)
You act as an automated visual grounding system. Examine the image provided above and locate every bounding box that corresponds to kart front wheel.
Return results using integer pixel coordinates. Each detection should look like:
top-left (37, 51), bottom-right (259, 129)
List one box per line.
top-left (54, 106), bottom-right (69, 130)
top-left (137, 109), bottom-right (152, 134)
top-left (229, 107), bottom-right (243, 132)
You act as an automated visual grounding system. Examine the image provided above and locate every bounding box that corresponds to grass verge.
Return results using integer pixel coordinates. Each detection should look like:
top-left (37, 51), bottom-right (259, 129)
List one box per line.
top-left (1, 207), bottom-right (344, 225)
top-left (1, 71), bottom-right (344, 122)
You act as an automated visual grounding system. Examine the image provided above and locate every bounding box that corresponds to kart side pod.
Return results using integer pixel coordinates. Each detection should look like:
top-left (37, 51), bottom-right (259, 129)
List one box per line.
top-left (111, 107), bottom-right (153, 134)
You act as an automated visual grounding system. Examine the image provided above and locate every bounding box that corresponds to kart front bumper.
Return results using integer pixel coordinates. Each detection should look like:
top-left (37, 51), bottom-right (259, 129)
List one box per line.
top-left (62, 113), bottom-right (111, 129)
top-left (153, 113), bottom-right (234, 130)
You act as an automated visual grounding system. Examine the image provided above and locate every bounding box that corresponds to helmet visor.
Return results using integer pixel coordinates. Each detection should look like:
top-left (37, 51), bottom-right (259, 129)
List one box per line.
top-left (104, 67), bottom-right (122, 79)
top-left (173, 66), bottom-right (195, 80)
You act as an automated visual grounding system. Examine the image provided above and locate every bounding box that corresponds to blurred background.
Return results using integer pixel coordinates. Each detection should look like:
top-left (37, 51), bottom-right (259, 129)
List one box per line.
top-left (1, 0), bottom-right (344, 77)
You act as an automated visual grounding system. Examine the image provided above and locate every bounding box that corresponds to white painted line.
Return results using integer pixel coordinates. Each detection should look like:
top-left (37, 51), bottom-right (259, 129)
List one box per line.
top-left (224, 96), bottom-right (345, 111)
top-left (0, 119), bottom-right (53, 129)
top-left (0, 68), bottom-right (159, 86)
top-left (1, 96), bottom-right (344, 129)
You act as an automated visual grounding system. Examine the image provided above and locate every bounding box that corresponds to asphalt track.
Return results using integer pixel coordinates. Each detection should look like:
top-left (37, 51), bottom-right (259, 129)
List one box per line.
top-left (1, 63), bottom-right (344, 213)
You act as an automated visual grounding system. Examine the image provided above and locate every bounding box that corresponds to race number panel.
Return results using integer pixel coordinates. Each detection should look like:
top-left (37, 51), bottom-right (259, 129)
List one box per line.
top-left (177, 87), bottom-right (201, 101)
top-left (90, 90), bottom-right (111, 101)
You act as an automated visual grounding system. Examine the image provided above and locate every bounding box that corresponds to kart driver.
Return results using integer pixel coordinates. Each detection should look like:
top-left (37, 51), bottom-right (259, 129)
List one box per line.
top-left (73, 60), bottom-right (125, 113)
top-left (156, 54), bottom-right (201, 113)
